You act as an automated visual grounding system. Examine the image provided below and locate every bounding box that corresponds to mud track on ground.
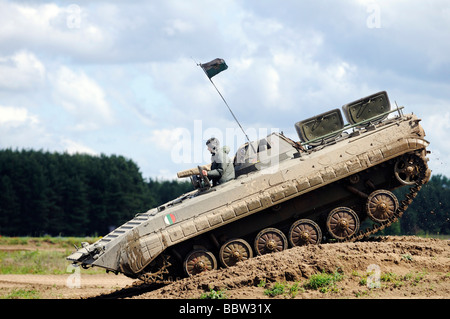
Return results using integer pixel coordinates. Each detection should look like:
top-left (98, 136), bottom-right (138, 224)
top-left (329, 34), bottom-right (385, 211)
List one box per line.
top-left (1, 236), bottom-right (448, 299)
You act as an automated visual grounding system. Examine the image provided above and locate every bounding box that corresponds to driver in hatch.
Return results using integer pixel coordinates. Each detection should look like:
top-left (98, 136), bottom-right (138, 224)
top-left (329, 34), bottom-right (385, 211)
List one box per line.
top-left (202, 137), bottom-right (235, 186)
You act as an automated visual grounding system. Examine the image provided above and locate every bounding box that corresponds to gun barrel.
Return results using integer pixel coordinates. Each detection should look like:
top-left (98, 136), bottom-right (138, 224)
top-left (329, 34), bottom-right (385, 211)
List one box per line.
top-left (177, 164), bottom-right (211, 178)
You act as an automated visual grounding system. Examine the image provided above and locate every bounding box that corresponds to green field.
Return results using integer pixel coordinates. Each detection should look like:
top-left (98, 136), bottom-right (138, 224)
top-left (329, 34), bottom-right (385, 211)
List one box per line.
top-left (0, 236), bottom-right (104, 275)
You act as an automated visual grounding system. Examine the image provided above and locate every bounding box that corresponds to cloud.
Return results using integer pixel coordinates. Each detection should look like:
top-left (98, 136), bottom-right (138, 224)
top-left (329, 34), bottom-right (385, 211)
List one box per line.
top-left (164, 18), bottom-right (195, 36)
top-left (0, 1), bottom-right (112, 62)
top-left (0, 51), bottom-right (45, 90)
top-left (147, 58), bottom-right (221, 120)
top-left (0, 105), bottom-right (39, 127)
top-left (422, 111), bottom-right (450, 176)
top-left (0, 104), bottom-right (49, 151)
top-left (149, 127), bottom-right (188, 152)
top-left (60, 138), bottom-right (98, 156)
top-left (0, 105), bottom-right (98, 158)
top-left (51, 65), bottom-right (114, 131)
top-left (0, 1), bottom-right (226, 64)
top-left (0, 0), bottom-right (448, 180)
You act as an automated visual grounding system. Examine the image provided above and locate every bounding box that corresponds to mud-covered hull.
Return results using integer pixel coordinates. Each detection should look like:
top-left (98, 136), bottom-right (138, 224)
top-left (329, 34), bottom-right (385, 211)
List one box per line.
top-left (68, 100), bottom-right (430, 281)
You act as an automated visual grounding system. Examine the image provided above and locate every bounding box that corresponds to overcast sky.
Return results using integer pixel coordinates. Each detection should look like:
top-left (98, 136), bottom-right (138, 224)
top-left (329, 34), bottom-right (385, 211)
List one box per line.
top-left (0, 0), bottom-right (449, 180)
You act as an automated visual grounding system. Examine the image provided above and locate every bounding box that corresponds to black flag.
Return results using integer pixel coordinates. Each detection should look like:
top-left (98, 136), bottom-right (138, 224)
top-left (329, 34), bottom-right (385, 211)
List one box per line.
top-left (200, 58), bottom-right (228, 79)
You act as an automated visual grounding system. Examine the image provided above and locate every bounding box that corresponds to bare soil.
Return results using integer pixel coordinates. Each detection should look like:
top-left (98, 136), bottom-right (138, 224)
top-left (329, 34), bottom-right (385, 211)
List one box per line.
top-left (1, 236), bottom-right (449, 299)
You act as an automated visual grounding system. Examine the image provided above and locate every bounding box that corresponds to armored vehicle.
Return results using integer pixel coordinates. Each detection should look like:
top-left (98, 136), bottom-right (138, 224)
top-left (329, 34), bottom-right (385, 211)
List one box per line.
top-left (67, 91), bottom-right (431, 283)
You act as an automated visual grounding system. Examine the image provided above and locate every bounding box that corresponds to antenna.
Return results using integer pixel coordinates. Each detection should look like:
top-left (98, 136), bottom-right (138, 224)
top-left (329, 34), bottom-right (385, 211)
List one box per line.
top-left (198, 59), bottom-right (256, 154)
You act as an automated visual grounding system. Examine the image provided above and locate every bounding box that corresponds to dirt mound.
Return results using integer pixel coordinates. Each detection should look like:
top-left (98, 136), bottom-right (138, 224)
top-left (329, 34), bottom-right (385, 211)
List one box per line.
top-left (131, 236), bottom-right (449, 299)
top-left (1, 236), bottom-right (448, 299)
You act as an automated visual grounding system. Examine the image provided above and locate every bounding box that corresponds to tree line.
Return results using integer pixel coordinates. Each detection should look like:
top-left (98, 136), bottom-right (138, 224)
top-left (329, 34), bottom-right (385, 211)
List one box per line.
top-left (0, 149), bottom-right (448, 237)
top-left (0, 149), bottom-right (192, 236)
top-left (385, 174), bottom-right (450, 236)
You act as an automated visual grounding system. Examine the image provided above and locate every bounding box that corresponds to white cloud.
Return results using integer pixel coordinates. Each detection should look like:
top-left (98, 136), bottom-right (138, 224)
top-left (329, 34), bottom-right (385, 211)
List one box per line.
top-left (0, 104), bottom-right (52, 151)
top-left (61, 138), bottom-right (98, 156)
top-left (422, 112), bottom-right (450, 176)
top-left (0, 105), bottom-right (98, 158)
top-left (149, 127), bottom-right (188, 152)
top-left (51, 66), bottom-right (114, 130)
top-left (164, 19), bottom-right (195, 36)
top-left (0, 1), bottom-right (112, 62)
top-left (0, 51), bottom-right (45, 90)
top-left (147, 58), bottom-right (220, 118)
top-left (424, 113), bottom-right (450, 139)
top-left (0, 105), bottom-right (39, 127)
top-left (0, 0), bottom-right (449, 180)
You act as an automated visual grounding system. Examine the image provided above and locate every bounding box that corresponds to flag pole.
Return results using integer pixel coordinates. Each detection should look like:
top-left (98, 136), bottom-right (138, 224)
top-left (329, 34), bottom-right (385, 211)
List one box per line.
top-left (199, 62), bottom-right (256, 154)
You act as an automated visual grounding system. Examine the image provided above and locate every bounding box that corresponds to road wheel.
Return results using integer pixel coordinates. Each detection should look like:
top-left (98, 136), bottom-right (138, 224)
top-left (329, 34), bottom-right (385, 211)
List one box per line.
top-left (366, 189), bottom-right (399, 223)
top-left (254, 228), bottom-right (288, 255)
top-left (326, 207), bottom-right (360, 240)
top-left (219, 238), bottom-right (253, 267)
top-left (183, 249), bottom-right (217, 276)
top-left (289, 219), bottom-right (322, 246)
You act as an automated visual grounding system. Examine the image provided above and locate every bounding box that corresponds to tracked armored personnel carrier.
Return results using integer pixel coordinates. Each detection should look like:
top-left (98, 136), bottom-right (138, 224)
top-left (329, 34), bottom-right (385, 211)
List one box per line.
top-left (67, 91), bottom-right (431, 283)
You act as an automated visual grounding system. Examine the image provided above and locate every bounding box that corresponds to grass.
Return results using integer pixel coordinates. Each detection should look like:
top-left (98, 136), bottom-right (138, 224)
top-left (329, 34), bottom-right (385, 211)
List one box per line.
top-left (199, 288), bottom-right (228, 299)
top-left (304, 270), bottom-right (344, 293)
top-left (263, 269), bottom-right (344, 298)
top-left (262, 268), bottom-right (433, 298)
top-left (0, 249), bottom-right (107, 275)
top-left (0, 289), bottom-right (40, 299)
top-left (380, 270), bottom-right (428, 288)
top-left (264, 282), bottom-right (289, 297)
top-left (0, 236), bottom-right (100, 248)
top-left (352, 269), bottom-right (429, 297)
top-left (0, 236), bottom-right (103, 275)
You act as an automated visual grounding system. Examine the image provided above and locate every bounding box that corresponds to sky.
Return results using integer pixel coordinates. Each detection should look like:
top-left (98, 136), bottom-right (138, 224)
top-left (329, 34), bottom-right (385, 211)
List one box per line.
top-left (0, 0), bottom-right (449, 180)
